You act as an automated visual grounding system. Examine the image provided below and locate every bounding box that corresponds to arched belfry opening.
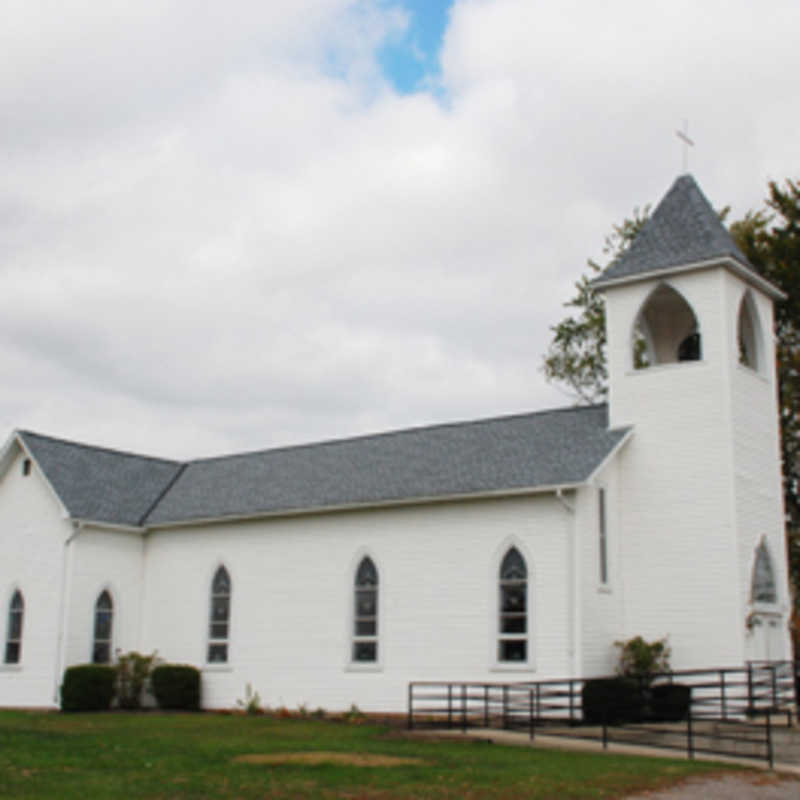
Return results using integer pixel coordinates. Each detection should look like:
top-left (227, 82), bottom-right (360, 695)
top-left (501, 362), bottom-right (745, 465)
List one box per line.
top-left (632, 284), bottom-right (701, 369)
top-left (737, 291), bottom-right (763, 371)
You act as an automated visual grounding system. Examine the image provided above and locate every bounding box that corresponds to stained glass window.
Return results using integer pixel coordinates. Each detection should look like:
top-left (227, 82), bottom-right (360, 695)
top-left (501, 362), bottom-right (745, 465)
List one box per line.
top-left (93, 590), bottom-right (113, 664)
top-left (208, 566), bottom-right (231, 663)
top-left (752, 542), bottom-right (777, 604)
top-left (353, 557), bottom-right (378, 663)
top-left (5, 590), bottom-right (23, 664)
top-left (499, 547), bottom-right (528, 662)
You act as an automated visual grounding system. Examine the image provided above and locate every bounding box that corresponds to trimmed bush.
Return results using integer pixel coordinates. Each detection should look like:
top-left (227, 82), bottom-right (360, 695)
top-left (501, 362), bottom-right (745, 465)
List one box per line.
top-left (151, 665), bottom-right (201, 710)
top-left (61, 665), bottom-right (115, 712)
top-left (582, 677), bottom-right (645, 724)
top-left (650, 683), bottom-right (691, 721)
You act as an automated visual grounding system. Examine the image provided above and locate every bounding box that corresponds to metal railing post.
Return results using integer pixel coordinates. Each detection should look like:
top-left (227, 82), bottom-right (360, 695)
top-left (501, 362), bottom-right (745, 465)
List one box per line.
top-left (461, 684), bottom-right (467, 732)
top-left (503, 685), bottom-right (509, 730)
top-left (602, 710), bottom-right (608, 750)
top-left (529, 688), bottom-right (535, 741)
top-left (766, 709), bottom-right (773, 769)
top-left (447, 684), bottom-right (453, 729)
top-left (569, 680), bottom-right (575, 725)
top-left (720, 670), bottom-right (727, 720)
top-left (408, 683), bottom-right (414, 730)
top-left (484, 684), bottom-right (489, 728)
top-left (770, 664), bottom-right (778, 710)
top-left (747, 663), bottom-right (754, 714)
top-left (687, 708), bottom-right (694, 760)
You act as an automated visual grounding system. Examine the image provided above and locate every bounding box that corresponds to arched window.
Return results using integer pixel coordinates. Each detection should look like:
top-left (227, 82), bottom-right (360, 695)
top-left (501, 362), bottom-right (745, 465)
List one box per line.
top-left (5, 590), bottom-right (24, 664)
top-left (633, 284), bottom-right (701, 368)
top-left (208, 566), bottom-right (231, 663)
top-left (738, 292), bottom-right (763, 371)
top-left (352, 556), bottom-right (378, 663)
top-left (498, 547), bottom-right (528, 662)
top-left (93, 590), bottom-right (113, 664)
top-left (752, 541), bottom-right (777, 604)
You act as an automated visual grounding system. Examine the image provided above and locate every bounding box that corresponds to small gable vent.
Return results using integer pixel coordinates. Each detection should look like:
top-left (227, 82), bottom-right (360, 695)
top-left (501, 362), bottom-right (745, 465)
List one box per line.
top-left (22, 459), bottom-right (31, 477)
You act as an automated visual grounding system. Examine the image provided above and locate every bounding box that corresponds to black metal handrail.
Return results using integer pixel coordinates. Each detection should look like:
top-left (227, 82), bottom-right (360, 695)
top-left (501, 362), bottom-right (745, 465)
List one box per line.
top-left (408, 661), bottom-right (796, 767)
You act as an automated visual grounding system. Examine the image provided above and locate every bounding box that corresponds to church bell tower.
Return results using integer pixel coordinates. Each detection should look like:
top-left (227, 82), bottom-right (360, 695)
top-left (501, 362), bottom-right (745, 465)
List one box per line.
top-left (593, 175), bottom-right (790, 667)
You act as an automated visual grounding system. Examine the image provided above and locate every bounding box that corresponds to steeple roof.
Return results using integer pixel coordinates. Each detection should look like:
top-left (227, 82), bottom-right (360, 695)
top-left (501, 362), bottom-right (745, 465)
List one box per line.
top-left (593, 174), bottom-right (783, 298)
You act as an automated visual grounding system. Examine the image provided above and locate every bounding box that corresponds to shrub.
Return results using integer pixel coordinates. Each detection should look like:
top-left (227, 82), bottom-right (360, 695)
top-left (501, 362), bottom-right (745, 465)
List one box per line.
top-left (582, 677), bottom-right (645, 724)
top-left (614, 636), bottom-right (671, 683)
top-left (235, 683), bottom-right (262, 715)
top-left (115, 650), bottom-right (157, 710)
top-left (650, 683), bottom-right (691, 721)
top-left (151, 665), bottom-right (201, 710)
top-left (61, 665), bottom-right (115, 712)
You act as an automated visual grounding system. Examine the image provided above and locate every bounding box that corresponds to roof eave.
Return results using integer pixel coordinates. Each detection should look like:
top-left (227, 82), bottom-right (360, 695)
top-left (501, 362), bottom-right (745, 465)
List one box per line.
top-left (584, 427), bottom-right (634, 484)
top-left (73, 518), bottom-right (147, 534)
top-left (144, 481), bottom-right (588, 531)
top-left (593, 256), bottom-right (786, 301)
top-left (7, 431), bottom-right (72, 520)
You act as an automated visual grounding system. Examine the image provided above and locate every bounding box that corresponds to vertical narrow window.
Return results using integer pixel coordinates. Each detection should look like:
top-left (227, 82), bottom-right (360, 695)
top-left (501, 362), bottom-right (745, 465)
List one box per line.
top-left (208, 566), bottom-right (231, 663)
top-left (22, 459), bottom-right (31, 476)
top-left (498, 547), bottom-right (527, 662)
top-left (599, 488), bottom-right (608, 584)
top-left (5, 590), bottom-right (24, 664)
top-left (353, 557), bottom-right (378, 663)
top-left (752, 542), bottom-right (777, 604)
top-left (92, 590), bottom-right (113, 664)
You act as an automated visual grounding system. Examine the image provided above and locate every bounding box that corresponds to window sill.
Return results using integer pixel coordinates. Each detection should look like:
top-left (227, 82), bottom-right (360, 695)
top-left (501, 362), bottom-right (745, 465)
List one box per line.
top-left (597, 584), bottom-right (612, 594)
top-left (736, 363), bottom-right (769, 383)
top-left (626, 360), bottom-right (706, 376)
top-left (203, 664), bottom-right (233, 673)
top-left (345, 663), bottom-right (383, 673)
top-left (0, 664), bottom-right (22, 672)
top-left (490, 664), bottom-right (534, 673)
top-left (749, 603), bottom-right (781, 616)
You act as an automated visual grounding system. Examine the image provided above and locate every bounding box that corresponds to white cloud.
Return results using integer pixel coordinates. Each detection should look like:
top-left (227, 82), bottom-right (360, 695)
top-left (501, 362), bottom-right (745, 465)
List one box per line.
top-left (0, 0), bottom-right (798, 458)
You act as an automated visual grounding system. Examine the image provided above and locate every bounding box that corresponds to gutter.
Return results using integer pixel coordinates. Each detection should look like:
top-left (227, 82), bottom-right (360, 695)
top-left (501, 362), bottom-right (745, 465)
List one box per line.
top-left (143, 481), bottom-right (586, 531)
top-left (53, 520), bottom-right (82, 705)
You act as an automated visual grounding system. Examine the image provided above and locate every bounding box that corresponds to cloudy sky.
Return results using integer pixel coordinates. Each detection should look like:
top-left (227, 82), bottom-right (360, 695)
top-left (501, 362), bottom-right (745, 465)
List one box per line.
top-left (2, 0), bottom-right (798, 459)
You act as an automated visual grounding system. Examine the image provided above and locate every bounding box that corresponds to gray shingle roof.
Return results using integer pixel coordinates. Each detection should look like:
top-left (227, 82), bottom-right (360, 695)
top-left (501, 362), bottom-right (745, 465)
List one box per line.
top-left (595, 174), bottom-right (754, 285)
top-left (19, 431), bottom-right (183, 527)
top-left (145, 404), bottom-right (629, 525)
top-left (17, 405), bottom-right (630, 528)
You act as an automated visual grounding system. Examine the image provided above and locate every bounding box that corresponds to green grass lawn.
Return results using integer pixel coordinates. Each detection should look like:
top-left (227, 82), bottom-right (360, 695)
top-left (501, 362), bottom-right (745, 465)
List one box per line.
top-left (0, 710), bottom-right (738, 799)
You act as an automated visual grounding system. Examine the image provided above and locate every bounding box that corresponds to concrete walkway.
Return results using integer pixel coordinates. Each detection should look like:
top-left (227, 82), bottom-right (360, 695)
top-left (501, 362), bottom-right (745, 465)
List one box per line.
top-left (409, 727), bottom-right (800, 777)
top-left (623, 773), bottom-right (800, 800)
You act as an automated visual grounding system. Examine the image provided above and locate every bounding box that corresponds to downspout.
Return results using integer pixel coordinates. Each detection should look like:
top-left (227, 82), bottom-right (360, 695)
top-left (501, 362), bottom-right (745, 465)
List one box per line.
top-left (136, 530), bottom-right (148, 653)
top-left (53, 520), bottom-right (82, 704)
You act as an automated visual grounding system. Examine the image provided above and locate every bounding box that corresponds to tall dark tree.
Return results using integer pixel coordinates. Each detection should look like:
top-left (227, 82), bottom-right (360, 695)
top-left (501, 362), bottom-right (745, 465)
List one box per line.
top-left (541, 208), bottom-right (649, 403)
top-left (730, 180), bottom-right (800, 627)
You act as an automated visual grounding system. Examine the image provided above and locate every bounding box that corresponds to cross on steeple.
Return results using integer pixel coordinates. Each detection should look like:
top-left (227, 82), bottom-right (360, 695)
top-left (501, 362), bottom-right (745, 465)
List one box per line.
top-left (676, 120), bottom-right (694, 172)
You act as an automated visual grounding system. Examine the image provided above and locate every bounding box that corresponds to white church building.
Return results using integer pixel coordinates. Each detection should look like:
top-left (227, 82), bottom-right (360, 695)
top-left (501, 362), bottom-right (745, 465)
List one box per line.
top-left (0, 175), bottom-right (792, 711)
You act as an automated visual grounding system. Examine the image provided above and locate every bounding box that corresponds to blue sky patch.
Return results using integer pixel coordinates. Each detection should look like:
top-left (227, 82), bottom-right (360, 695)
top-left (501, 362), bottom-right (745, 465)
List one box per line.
top-left (378, 0), bottom-right (453, 93)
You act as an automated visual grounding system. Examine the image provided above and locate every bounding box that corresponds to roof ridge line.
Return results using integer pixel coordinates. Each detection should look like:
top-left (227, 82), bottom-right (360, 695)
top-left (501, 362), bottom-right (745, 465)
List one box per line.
top-left (185, 403), bottom-right (609, 466)
top-left (18, 430), bottom-right (182, 467)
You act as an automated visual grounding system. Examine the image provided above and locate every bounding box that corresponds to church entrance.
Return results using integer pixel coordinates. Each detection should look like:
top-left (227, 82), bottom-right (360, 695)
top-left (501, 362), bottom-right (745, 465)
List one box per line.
top-left (750, 613), bottom-right (784, 661)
